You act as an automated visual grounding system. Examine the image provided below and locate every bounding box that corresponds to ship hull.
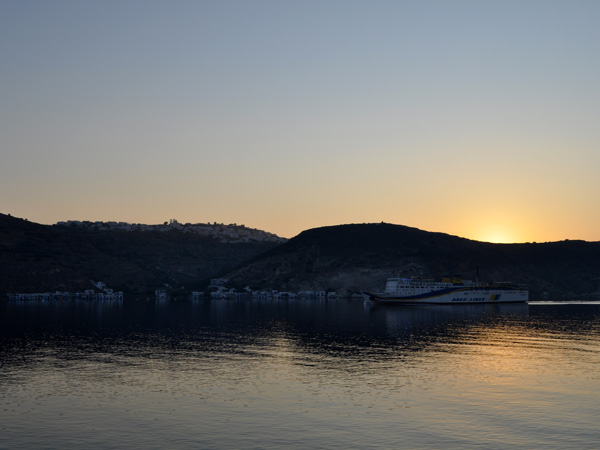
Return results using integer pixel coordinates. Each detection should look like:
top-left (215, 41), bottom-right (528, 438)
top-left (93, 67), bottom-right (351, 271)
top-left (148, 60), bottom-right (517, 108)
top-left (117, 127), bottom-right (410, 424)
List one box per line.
top-left (362, 287), bottom-right (528, 305)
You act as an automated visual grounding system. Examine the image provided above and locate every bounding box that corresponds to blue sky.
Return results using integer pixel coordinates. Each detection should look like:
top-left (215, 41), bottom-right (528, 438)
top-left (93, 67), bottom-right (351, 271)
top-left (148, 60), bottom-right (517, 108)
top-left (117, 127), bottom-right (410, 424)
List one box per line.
top-left (2, 0), bottom-right (599, 241)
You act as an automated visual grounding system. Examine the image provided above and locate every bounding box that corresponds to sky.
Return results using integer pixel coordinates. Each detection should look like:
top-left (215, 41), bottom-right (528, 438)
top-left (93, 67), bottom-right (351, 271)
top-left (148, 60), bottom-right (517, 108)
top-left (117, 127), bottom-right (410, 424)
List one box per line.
top-left (2, 0), bottom-right (599, 243)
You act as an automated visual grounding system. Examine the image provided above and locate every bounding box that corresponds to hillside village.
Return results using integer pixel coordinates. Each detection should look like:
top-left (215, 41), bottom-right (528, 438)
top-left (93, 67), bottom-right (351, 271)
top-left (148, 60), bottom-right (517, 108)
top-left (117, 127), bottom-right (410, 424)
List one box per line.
top-left (54, 219), bottom-right (287, 244)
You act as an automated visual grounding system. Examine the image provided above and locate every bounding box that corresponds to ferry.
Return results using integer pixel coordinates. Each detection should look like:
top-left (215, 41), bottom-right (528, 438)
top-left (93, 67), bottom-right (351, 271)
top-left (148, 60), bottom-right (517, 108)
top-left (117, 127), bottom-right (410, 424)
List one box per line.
top-left (362, 276), bottom-right (528, 305)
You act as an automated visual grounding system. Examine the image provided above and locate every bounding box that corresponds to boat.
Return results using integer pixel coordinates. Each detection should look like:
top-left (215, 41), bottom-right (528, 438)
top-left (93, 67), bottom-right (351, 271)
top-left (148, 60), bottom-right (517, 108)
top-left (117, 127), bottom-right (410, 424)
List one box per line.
top-left (362, 275), bottom-right (528, 305)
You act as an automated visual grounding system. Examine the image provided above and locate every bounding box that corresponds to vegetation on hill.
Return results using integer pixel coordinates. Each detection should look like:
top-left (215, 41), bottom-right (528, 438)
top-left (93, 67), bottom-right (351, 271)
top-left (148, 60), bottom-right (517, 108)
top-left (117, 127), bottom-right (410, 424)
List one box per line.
top-left (225, 223), bottom-right (600, 300)
top-left (2, 216), bottom-right (599, 300)
top-left (0, 214), bottom-right (281, 296)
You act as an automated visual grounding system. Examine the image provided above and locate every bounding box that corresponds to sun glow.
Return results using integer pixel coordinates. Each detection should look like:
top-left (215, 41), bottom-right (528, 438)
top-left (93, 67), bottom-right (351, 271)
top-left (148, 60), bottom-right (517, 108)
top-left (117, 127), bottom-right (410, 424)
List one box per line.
top-left (477, 228), bottom-right (519, 244)
top-left (457, 211), bottom-right (528, 244)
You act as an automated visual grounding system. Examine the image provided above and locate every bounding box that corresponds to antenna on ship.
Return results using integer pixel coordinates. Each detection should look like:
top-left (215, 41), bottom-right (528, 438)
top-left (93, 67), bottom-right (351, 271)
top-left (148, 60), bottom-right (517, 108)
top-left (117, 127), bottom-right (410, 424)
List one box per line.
top-left (476, 265), bottom-right (479, 283)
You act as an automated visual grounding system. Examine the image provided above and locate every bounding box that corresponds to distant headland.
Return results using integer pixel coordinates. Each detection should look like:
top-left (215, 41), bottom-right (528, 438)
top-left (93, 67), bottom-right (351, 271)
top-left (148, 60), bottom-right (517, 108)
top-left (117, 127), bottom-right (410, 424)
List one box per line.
top-left (1, 213), bottom-right (599, 300)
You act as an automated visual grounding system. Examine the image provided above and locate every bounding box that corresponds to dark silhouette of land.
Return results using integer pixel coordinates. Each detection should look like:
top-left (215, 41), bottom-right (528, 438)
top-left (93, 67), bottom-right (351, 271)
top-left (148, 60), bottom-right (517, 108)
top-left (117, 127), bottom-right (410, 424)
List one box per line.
top-left (225, 223), bottom-right (600, 300)
top-left (0, 213), bottom-right (279, 296)
top-left (1, 215), bottom-right (599, 300)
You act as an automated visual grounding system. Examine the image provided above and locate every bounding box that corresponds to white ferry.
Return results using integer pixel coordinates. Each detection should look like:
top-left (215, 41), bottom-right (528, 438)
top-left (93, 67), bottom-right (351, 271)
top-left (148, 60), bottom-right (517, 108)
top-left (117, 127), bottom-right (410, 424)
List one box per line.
top-left (362, 276), bottom-right (528, 305)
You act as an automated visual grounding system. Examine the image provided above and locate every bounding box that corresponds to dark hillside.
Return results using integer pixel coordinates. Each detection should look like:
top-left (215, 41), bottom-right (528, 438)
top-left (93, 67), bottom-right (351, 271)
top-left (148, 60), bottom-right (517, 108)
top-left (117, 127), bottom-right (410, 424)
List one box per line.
top-left (3, 216), bottom-right (599, 300)
top-left (0, 214), bottom-right (279, 296)
top-left (226, 223), bottom-right (600, 299)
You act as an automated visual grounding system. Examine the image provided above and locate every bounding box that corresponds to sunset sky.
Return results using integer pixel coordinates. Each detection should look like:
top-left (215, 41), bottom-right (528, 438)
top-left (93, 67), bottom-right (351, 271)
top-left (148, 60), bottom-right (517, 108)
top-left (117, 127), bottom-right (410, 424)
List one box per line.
top-left (2, 1), bottom-right (599, 243)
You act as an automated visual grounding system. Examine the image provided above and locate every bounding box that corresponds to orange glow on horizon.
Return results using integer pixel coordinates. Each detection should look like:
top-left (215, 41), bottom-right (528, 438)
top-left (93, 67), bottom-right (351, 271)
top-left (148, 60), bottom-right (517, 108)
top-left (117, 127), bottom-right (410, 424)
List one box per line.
top-left (476, 230), bottom-right (519, 244)
top-left (463, 224), bottom-right (525, 244)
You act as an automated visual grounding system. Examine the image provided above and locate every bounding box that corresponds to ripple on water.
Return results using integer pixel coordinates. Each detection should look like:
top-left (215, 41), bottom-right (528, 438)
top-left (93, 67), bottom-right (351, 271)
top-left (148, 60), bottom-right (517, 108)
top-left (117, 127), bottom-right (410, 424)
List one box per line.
top-left (1, 300), bottom-right (600, 449)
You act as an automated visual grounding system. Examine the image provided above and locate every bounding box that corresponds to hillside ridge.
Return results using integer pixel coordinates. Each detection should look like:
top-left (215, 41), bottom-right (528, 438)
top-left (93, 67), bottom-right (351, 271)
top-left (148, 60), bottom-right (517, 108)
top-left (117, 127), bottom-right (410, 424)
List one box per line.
top-left (2, 215), bottom-right (599, 300)
top-left (0, 213), bottom-right (281, 295)
top-left (225, 223), bottom-right (600, 300)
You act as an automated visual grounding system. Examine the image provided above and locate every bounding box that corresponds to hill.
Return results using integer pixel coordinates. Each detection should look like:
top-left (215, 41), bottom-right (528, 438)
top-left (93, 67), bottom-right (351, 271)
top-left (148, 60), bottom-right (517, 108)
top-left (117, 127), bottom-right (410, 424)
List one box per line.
top-left (225, 223), bottom-right (600, 300)
top-left (3, 216), bottom-right (599, 300)
top-left (0, 214), bottom-right (283, 296)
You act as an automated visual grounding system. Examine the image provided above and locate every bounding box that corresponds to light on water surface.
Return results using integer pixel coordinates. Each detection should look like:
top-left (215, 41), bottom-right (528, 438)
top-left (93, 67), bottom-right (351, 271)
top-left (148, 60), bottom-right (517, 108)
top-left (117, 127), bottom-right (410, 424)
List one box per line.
top-left (1, 299), bottom-right (600, 449)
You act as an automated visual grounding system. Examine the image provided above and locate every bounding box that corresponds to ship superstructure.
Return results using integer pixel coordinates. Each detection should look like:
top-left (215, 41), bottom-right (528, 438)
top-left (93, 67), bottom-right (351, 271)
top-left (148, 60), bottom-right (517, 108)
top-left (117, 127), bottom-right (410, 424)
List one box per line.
top-left (363, 276), bottom-right (528, 305)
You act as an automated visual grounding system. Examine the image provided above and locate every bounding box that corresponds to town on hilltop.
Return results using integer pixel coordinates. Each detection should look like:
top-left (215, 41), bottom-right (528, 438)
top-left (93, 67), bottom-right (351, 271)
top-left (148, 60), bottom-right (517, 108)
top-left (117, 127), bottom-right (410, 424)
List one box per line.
top-left (54, 219), bottom-right (287, 244)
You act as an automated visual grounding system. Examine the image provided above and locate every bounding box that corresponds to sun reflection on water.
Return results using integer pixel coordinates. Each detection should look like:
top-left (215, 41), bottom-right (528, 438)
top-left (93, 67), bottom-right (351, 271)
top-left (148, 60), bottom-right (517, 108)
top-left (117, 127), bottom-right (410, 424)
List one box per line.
top-left (1, 300), bottom-right (600, 449)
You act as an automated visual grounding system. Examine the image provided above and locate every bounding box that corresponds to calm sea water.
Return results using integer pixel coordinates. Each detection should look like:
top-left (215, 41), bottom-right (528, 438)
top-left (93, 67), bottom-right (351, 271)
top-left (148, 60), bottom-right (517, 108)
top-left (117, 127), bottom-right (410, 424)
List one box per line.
top-left (1, 298), bottom-right (600, 449)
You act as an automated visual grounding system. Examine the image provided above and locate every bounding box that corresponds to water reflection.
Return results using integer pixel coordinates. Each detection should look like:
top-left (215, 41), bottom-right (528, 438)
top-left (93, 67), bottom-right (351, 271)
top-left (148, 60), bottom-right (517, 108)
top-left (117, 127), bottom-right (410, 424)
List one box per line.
top-left (1, 299), bottom-right (600, 450)
top-left (1, 298), bottom-right (596, 342)
top-left (1, 299), bottom-right (595, 369)
top-left (367, 302), bottom-right (529, 334)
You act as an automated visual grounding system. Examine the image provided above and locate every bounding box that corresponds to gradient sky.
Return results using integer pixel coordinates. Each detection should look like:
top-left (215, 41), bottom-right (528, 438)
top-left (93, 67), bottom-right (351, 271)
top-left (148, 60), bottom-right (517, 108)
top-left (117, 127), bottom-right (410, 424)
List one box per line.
top-left (2, 0), bottom-right (599, 242)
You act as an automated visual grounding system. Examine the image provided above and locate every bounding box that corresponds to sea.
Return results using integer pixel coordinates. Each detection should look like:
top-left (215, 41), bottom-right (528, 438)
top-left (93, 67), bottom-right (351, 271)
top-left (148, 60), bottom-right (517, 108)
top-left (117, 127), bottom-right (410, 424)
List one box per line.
top-left (1, 298), bottom-right (600, 449)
